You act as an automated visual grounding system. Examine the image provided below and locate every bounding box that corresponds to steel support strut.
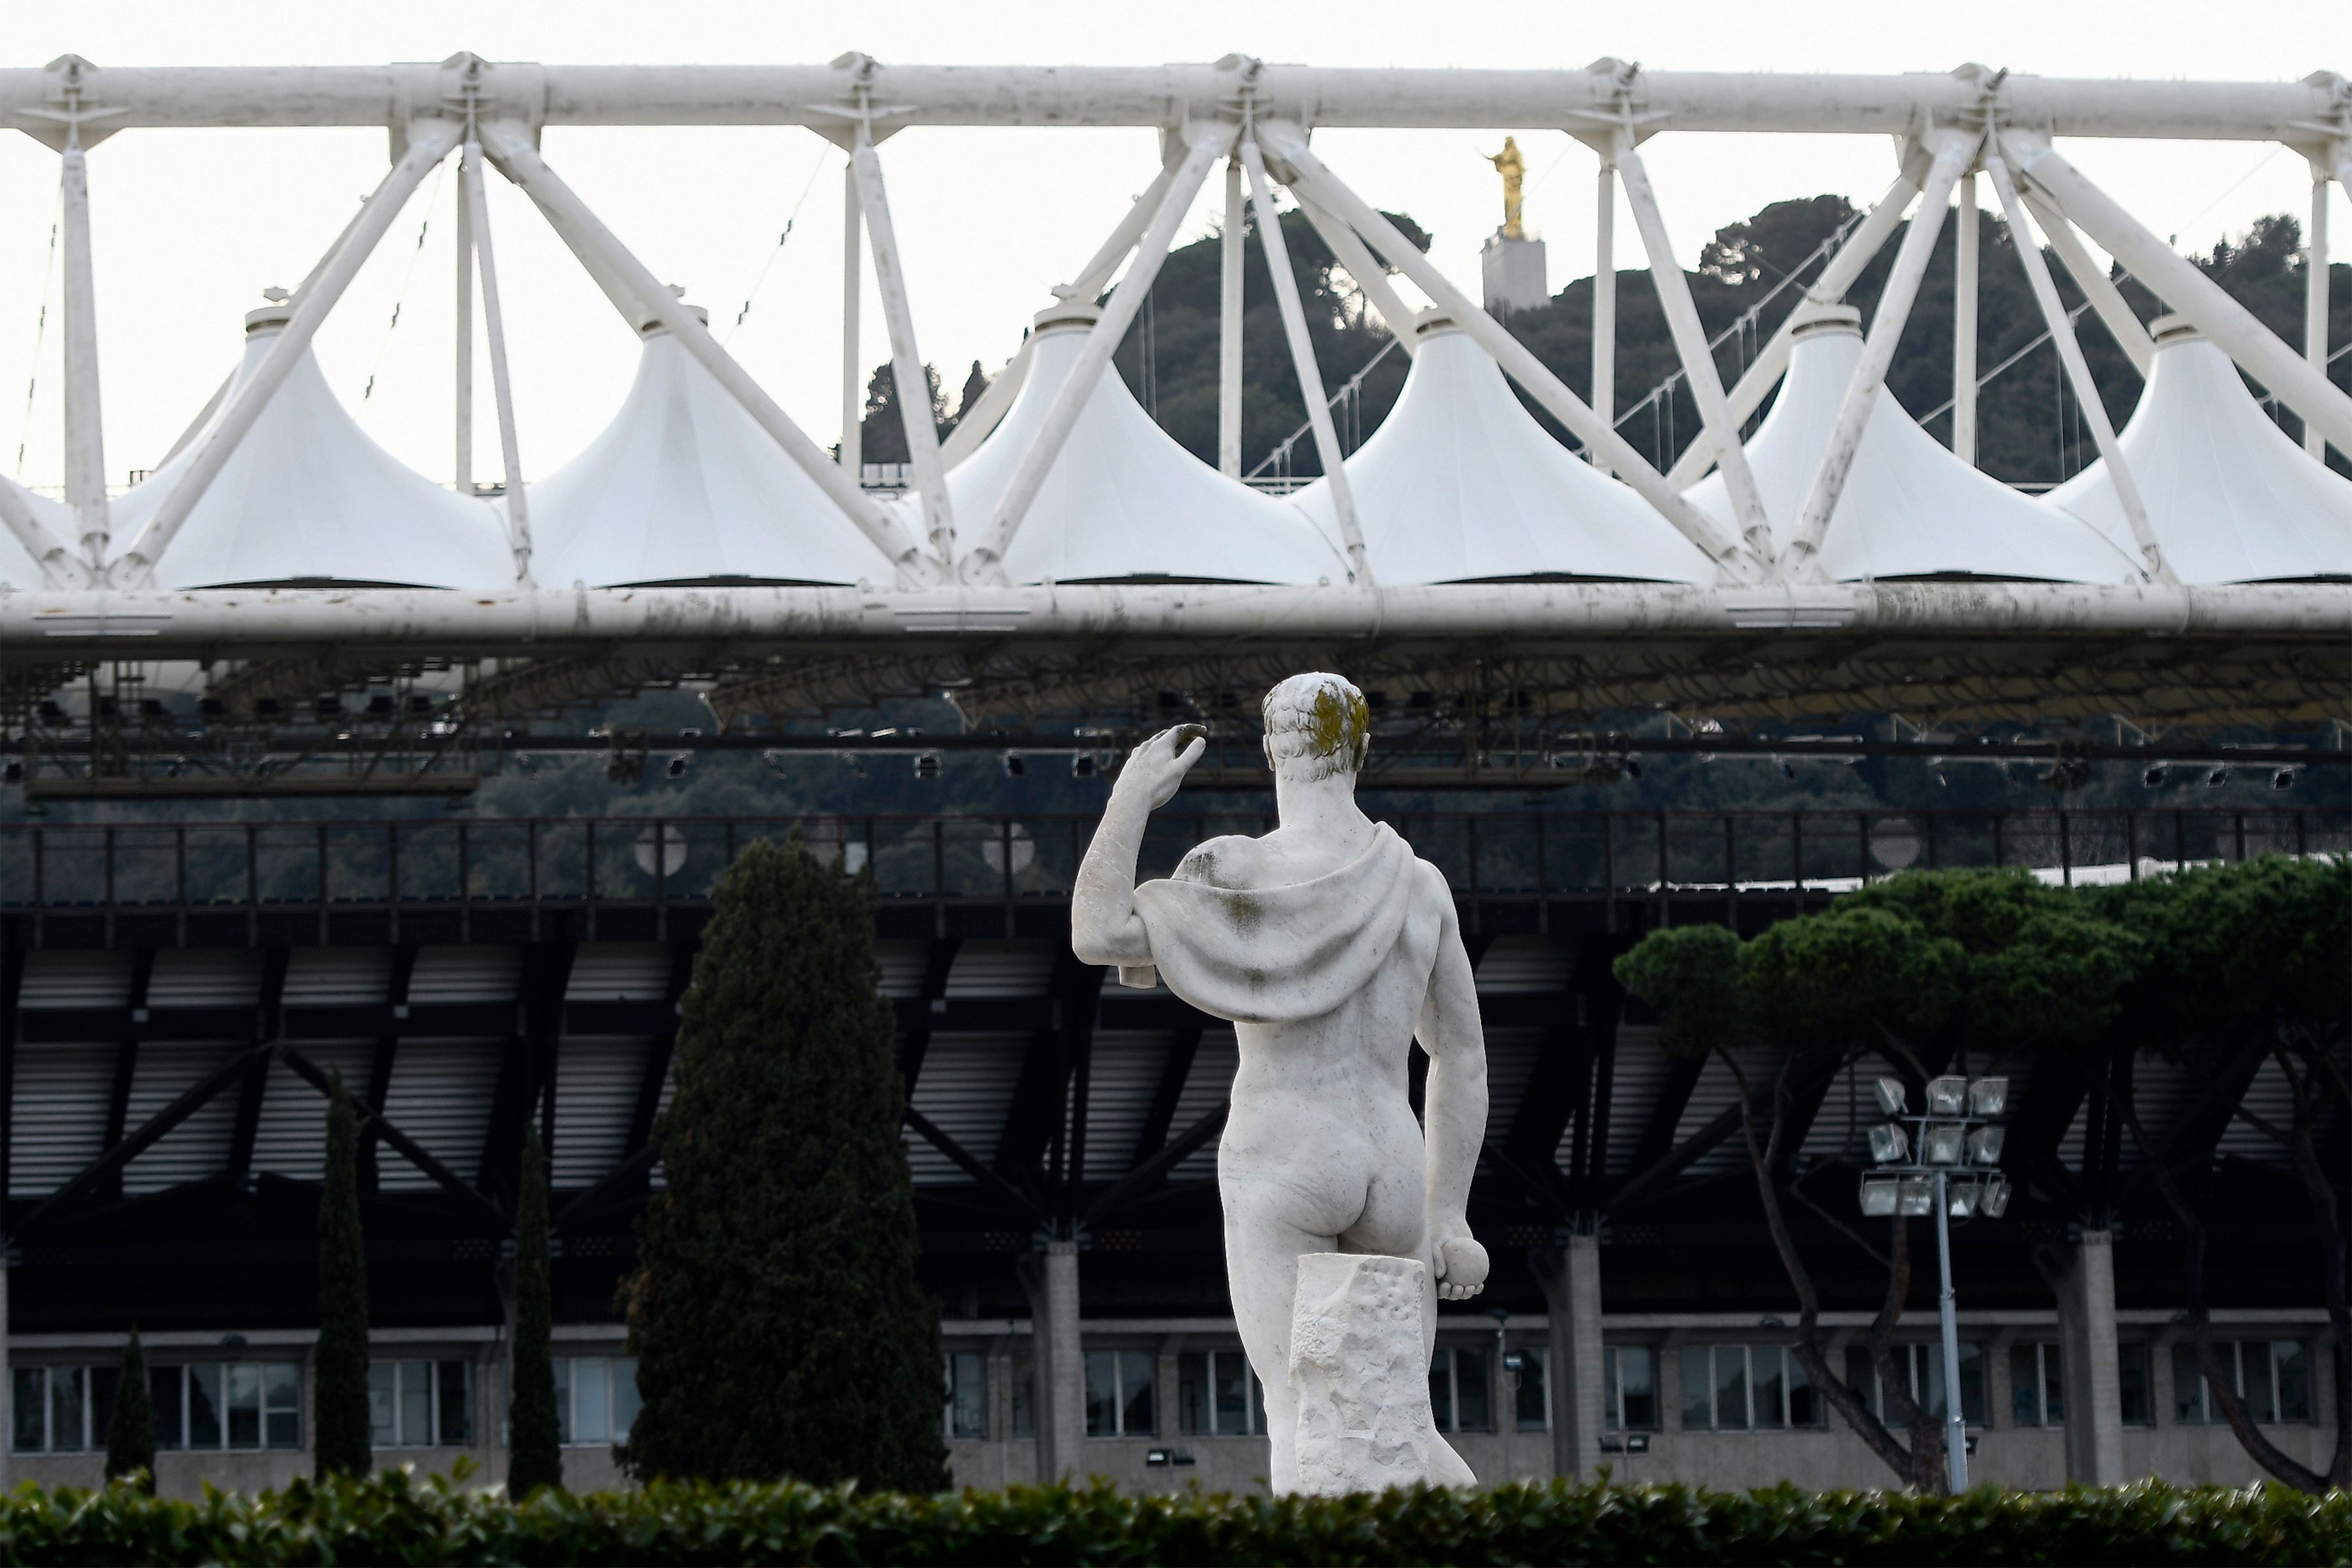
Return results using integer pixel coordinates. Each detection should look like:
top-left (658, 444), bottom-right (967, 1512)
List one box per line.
top-left (1259, 120), bottom-right (1761, 581)
top-left (1983, 150), bottom-right (2169, 580)
top-left (960, 123), bottom-right (1233, 584)
top-left (1243, 135), bottom-right (1366, 582)
top-left (1782, 128), bottom-right (1978, 578)
top-left (112, 118), bottom-right (464, 587)
top-left (478, 120), bottom-right (934, 582)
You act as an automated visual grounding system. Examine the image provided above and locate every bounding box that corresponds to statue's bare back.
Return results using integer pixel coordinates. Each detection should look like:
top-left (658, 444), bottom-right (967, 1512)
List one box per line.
top-left (1072, 674), bottom-right (1488, 1493)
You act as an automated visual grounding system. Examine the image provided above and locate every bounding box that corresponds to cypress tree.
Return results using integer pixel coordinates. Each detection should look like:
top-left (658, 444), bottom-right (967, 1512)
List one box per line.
top-left (104, 1329), bottom-right (155, 1488)
top-left (314, 1072), bottom-right (371, 1479)
top-left (506, 1125), bottom-right (564, 1496)
top-left (621, 837), bottom-right (949, 1490)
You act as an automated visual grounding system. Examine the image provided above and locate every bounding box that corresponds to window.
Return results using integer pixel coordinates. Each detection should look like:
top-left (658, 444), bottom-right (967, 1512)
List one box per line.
top-left (1428, 1347), bottom-right (1491, 1433)
top-left (1605, 1346), bottom-right (1658, 1431)
top-left (2118, 1342), bottom-right (2153, 1427)
top-left (1512, 1345), bottom-right (1548, 1433)
top-left (943, 1352), bottom-right (986, 1440)
top-left (2012, 1342), bottom-right (2064, 1427)
top-left (1679, 1347), bottom-right (1824, 1431)
top-left (1011, 1362), bottom-right (1035, 1439)
top-left (368, 1360), bottom-right (472, 1448)
top-left (2172, 1340), bottom-right (2313, 1426)
top-left (16, 1364), bottom-right (302, 1454)
top-left (1084, 1350), bottom-right (1155, 1437)
top-left (551, 1357), bottom-right (641, 1447)
top-left (1842, 1343), bottom-right (1985, 1428)
top-left (1177, 1350), bottom-right (1267, 1437)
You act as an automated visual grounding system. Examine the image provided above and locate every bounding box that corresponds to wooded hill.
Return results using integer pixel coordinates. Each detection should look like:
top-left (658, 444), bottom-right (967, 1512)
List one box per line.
top-left (860, 196), bottom-right (2352, 487)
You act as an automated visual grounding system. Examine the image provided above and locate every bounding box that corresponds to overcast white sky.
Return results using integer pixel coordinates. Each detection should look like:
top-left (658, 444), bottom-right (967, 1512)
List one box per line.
top-left (1, 0), bottom-right (2343, 500)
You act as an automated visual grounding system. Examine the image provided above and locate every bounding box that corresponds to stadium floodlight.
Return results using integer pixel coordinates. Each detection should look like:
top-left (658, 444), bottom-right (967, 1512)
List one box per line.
top-left (1967, 1125), bottom-right (2006, 1165)
top-left (1869, 1122), bottom-right (1910, 1164)
top-left (1979, 1175), bottom-right (2012, 1218)
top-left (1897, 1176), bottom-right (1935, 1216)
top-left (1967, 1077), bottom-right (2008, 1117)
top-left (1926, 1075), bottom-right (1967, 1115)
top-left (1859, 1174), bottom-right (1900, 1216)
top-left (1924, 1123), bottom-right (1967, 1165)
top-left (1945, 1178), bottom-right (1980, 1218)
top-left (1873, 1077), bottom-right (1908, 1116)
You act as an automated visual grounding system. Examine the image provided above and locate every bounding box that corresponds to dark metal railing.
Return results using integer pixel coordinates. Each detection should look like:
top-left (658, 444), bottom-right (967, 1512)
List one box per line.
top-left (1, 808), bottom-right (2338, 924)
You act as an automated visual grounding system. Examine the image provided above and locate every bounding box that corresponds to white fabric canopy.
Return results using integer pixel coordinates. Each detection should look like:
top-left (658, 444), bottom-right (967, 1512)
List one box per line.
top-left (110, 307), bottom-right (514, 590)
top-left (1294, 321), bottom-right (1713, 583)
top-left (2047, 318), bottom-right (2352, 583)
top-left (529, 318), bottom-right (893, 587)
top-left (1688, 309), bottom-right (2142, 582)
top-left (931, 309), bottom-right (1348, 585)
top-left (0, 479), bottom-right (73, 589)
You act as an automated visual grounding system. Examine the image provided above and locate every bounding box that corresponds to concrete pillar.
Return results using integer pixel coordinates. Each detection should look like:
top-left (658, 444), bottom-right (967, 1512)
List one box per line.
top-left (2050, 1230), bottom-right (2125, 1485)
top-left (1021, 1241), bottom-right (1085, 1480)
top-left (1538, 1235), bottom-right (1606, 1479)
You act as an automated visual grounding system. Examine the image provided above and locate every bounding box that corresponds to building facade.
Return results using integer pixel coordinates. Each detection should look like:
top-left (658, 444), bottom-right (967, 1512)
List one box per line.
top-left (0, 804), bottom-right (2339, 1496)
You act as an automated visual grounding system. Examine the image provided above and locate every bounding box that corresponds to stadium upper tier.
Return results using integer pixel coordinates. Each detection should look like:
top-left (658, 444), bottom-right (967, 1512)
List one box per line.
top-left (0, 55), bottom-right (2344, 672)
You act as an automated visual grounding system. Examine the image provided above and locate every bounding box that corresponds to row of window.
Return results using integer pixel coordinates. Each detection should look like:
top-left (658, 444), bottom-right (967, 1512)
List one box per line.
top-left (14, 1364), bottom-right (302, 1454)
top-left (15, 1356), bottom-right (643, 1456)
top-left (1597, 1338), bottom-right (2317, 1433)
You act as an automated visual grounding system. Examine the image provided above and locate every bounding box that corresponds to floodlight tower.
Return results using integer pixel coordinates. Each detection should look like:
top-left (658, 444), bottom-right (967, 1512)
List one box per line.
top-left (1857, 1072), bottom-right (2010, 1492)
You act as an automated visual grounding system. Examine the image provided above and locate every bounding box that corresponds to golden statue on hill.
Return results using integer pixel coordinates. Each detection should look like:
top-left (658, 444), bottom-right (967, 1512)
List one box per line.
top-left (1487, 136), bottom-right (1526, 238)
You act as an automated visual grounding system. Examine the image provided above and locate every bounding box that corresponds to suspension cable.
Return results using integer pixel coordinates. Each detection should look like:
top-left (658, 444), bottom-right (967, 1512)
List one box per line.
top-left (14, 188), bottom-right (61, 480)
top-left (723, 143), bottom-right (835, 345)
top-left (359, 155), bottom-right (449, 403)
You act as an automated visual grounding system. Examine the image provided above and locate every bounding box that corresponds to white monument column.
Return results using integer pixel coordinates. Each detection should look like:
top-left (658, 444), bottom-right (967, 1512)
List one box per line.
top-left (1539, 1237), bottom-right (1606, 1478)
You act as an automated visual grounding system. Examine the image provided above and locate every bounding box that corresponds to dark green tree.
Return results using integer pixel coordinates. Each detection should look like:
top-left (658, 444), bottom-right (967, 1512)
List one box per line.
top-left (622, 836), bottom-right (949, 1490)
top-left (507, 1125), bottom-right (563, 1496)
top-left (2080, 856), bottom-right (2352, 1493)
top-left (104, 1328), bottom-right (155, 1488)
top-left (1616, 868), bottom-right (2144, 1494)
top-left (314, 1072), bottom-right (371, 1479)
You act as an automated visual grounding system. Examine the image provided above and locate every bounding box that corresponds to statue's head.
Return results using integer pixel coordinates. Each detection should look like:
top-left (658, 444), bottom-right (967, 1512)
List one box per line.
top-left (1261, 672), bottom-right (1371, 784)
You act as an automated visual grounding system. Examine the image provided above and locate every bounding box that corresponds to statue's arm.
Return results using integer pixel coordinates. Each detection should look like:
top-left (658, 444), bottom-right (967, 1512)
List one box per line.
top-left (1415, 873), bottom-right (1490, 1299)
top-left (1070, 726), bottom-right (1206, 968)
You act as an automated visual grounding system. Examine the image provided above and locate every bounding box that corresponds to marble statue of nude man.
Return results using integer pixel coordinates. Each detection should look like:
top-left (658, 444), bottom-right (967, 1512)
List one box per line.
top-left (1071, 672), bottom-right (1489, 1492)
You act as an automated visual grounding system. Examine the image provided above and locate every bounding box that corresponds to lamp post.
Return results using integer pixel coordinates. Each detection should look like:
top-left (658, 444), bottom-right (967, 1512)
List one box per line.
top-left (1857, 1072), bottom-right (2009, 1492)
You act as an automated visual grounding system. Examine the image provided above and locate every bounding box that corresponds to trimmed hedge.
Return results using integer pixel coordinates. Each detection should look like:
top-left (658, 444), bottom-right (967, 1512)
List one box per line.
top-left (1, 1472), bottom-right (2346, 1565)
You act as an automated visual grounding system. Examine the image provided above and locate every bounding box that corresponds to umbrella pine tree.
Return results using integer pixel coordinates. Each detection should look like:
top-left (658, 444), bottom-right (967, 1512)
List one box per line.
top-left (621, 837), bottom-right (949, 1490)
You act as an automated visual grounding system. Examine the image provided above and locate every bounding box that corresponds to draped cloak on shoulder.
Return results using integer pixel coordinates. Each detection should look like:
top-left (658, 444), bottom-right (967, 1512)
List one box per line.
top-left (1129, 823), bottom-right (1428, 1025)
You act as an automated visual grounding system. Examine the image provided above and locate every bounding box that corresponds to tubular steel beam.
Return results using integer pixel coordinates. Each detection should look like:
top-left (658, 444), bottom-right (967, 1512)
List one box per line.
top-left (1985, 149), bottom-right (2167, 580)
top-left (460, 137), bottom-right (531, 582)
top-left (3, 63), bottom-right (2340, 139)
top-left (1244, 135), bottom-right (1365, 581)
top-left (7, 580), bottom-right (2344, 654)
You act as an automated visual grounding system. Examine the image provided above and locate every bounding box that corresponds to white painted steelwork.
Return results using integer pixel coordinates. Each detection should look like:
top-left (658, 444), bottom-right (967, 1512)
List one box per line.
top-left (1293, 318), bottom-right (1714, 584)
top-left (2048, 318), bottom-right (2352, 583)
top-left (103, 306), bottom-right (514, 591)
top-left (1688, 308), bottom-right (2144, 583)
top-left (6, 581), bottom-right (2338, 656)
top-left (1, 61), bottom-right (2338, 138)
top-left (917, 307), bottom-right (1346, 587)
top-left (525, 312), bottom-right (896, 588)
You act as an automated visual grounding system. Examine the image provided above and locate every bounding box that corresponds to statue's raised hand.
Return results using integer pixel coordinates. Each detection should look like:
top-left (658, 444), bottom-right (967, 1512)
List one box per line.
top-left (1115, 725), bottom-right (1207, 810)
top-left (1433, 1232), bottom-right (1488, 1301)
